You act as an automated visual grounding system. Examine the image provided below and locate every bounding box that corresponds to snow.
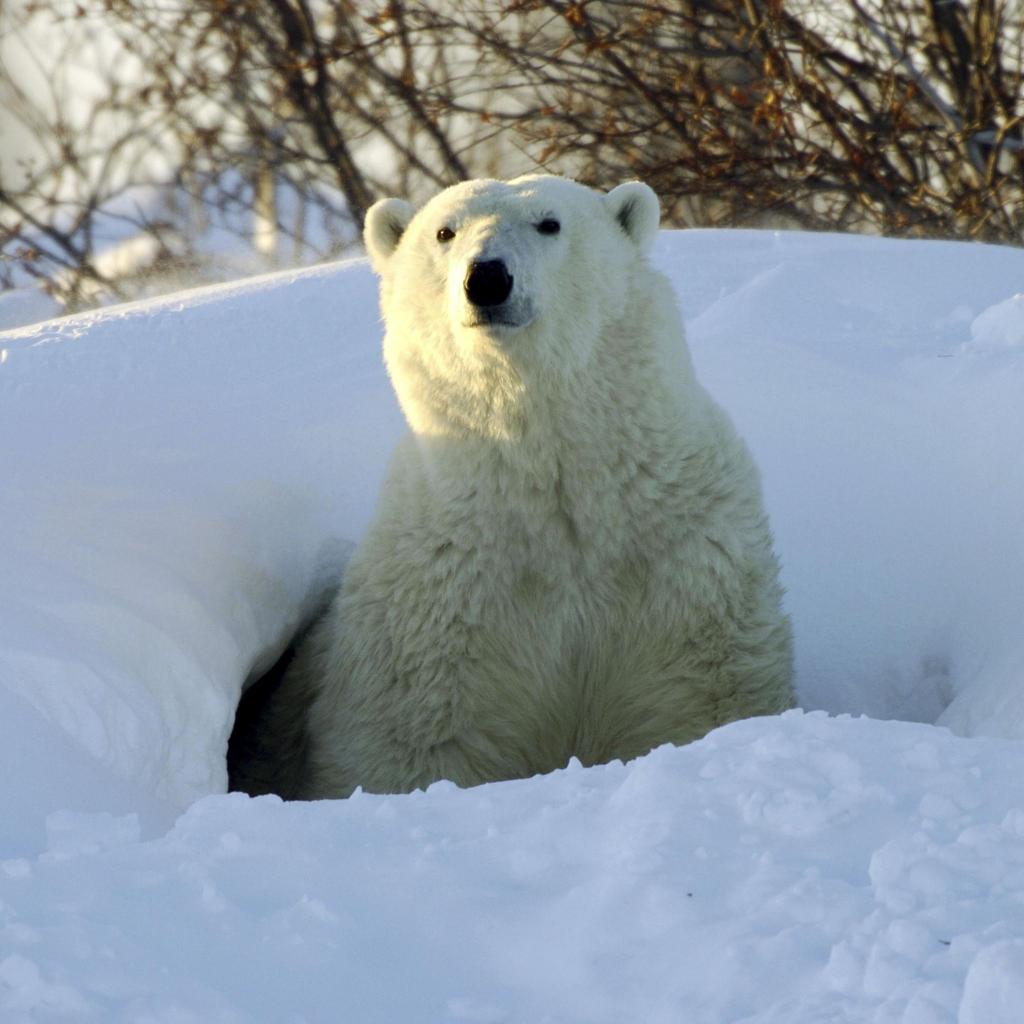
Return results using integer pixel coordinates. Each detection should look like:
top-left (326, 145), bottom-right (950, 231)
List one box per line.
top-left (0, 175), bottom-right (355, 332)
top-left (4, 714), bottom-right (1024, 1022)
top-left (968, 292), bottom-right (1024, 351)
top-left (0, 260), bottom-right (395, 836)
top-left (3, 228), bottom-right (1024, 1019)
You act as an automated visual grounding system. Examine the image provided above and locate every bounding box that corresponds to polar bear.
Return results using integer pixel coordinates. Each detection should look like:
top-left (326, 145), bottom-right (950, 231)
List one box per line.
top-left (236, 175), bottom-right (793, 800)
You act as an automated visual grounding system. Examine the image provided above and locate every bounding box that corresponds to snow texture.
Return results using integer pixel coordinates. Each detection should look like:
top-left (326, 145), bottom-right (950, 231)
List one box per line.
top-left (2, 229), bottom-right (1024, 1020)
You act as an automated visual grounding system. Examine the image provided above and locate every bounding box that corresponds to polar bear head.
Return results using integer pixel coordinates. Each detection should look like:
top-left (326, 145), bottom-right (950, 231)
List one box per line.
top-left (363, 175), bottom-right (660, 438)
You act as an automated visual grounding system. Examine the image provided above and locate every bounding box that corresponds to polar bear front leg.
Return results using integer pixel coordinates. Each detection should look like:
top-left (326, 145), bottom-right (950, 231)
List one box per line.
top-left (298, 572), bottom-right (499, 797)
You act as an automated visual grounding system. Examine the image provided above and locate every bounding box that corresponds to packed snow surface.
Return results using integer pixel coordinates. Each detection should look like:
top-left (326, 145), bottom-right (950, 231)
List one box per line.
top-left (6, 713), bottom-right (1024, 1023)
top-left (2, 229), bottom-right (1024, 1020)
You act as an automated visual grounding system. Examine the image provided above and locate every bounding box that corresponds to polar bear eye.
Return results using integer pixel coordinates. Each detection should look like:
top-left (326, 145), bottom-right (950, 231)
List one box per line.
top-left (436, 226), bottom-right (456, 243)
top-left (536, 218), bottom-right (561, 235)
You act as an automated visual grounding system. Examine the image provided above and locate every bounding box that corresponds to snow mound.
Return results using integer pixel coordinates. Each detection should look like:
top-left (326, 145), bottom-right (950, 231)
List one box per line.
top-left (4, 713), bottom-right (1024, 1022)
top-left (967, 292), bottom-right (1024, 351)
top-left (0, 262), bottom-right (402, 848)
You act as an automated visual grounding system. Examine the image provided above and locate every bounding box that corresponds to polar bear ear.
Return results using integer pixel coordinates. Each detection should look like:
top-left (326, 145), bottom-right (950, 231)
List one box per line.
top-left (364, 198), bottom-right (415, 273)
top-left (604, 181), bottom-right (660, 254)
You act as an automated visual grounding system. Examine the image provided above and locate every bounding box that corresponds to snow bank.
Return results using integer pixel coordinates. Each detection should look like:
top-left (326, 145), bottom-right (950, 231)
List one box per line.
top-left (967, 292), bottom-right (1024, 351)
top-left (4, 712), bottom-right (1024, 1022)
top-left (0, 261), bottom-right (402, 844)
top-left (660, 231), bottom-right (1024, 734)
top-left (3, 229), bottom-right (1024, 1017)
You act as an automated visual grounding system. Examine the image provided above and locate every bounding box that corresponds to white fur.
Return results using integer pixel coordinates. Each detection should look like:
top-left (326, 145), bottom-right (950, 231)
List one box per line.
top-left (279, 175), bottom-right (793, 798)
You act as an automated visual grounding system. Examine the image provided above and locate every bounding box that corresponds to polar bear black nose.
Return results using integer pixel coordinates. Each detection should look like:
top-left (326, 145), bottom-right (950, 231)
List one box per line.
top-left (465, 260), bottom-right (514, 308)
